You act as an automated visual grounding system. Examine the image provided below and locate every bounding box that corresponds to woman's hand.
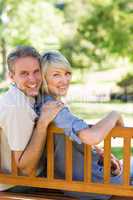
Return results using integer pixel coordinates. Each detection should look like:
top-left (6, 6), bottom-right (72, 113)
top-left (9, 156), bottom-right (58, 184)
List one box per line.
top-left (116, 114), bottom-right (124, 127)
top-left (110, 111), bottom-right (124, 127)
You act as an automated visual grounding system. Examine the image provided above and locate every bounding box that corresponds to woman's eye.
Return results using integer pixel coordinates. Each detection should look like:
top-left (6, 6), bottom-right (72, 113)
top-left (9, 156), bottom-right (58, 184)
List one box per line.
top-left (66, 72), bottom-right (71, 76)
top-left (53, 73), bottom-right (60, 77)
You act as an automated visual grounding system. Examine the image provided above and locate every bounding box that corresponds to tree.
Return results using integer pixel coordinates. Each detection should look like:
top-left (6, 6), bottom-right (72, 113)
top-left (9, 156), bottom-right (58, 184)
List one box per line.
top-left (0, 0), bottom-right (64, 79)
top-left (117, 73), bottom-right (133, 97)
top-left (6, 1), bottom-right (64, 51)
top-left (0, 0), bottom-right (22, 78)
top-left (60, 0), bottom-right (133, 71)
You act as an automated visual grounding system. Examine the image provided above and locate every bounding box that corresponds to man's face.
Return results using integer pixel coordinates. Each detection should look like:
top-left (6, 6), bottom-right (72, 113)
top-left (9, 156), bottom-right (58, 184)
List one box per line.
top-left (9, 56), bottom-right (42, 97)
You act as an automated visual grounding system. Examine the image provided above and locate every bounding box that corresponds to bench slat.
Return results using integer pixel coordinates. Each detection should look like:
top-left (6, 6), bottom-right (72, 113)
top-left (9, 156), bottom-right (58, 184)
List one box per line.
top-left (84, 144), bottom-right (92, 183)
top-left (65, 136), bottom-right (72, 181)
top-left (104, 135), bottom-right (111, 183)
top-left (123, 137), bottom-right (131, 185)
top-left (47, 131), bottom-right (54, 180)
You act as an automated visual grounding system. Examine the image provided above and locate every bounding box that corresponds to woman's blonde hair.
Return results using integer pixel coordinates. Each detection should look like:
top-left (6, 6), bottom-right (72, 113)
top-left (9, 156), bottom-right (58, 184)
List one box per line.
top-left (41, 50), bottom-right (72, 94)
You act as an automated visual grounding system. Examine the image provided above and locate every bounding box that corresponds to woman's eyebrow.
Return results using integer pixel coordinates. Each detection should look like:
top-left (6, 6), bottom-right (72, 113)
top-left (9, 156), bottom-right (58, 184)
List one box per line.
top-left (52, 70), bottom-right (63, 73)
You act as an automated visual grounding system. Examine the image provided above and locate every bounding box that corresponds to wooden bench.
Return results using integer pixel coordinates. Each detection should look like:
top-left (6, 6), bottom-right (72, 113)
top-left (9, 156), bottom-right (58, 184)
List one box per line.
top-left (0, 125), bottom-right (133, 199)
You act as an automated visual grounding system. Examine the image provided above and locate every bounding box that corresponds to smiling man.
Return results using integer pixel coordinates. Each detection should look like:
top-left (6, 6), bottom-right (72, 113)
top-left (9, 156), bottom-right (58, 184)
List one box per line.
top-left (0, 46), bottom-right (64, 192)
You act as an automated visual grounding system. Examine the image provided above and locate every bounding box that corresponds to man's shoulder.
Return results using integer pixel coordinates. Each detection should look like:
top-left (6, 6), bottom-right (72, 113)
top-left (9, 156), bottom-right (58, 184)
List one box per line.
top-left (0, 86), bottom-right (29, 107)
top-left (0, 89), bottom-right (12, 105)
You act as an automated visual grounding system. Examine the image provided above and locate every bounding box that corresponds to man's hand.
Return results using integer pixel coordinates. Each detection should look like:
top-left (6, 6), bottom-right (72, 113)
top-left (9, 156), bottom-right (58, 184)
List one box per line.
top-left (39, 100), bottom-right (64, 127)
top-left (94, 145), bottom-right (122, 176)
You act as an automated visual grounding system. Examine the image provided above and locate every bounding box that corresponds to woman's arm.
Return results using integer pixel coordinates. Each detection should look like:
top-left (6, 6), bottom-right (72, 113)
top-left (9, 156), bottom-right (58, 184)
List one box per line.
top-left (46, 97), bottom-right (124, 146)
top-left (78, 111), bottom-right (124, 145)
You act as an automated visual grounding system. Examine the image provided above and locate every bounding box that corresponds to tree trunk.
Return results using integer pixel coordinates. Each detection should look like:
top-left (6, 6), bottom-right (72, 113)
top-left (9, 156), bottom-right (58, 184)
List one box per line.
top-left (1, 37), bottom-right (7, 80)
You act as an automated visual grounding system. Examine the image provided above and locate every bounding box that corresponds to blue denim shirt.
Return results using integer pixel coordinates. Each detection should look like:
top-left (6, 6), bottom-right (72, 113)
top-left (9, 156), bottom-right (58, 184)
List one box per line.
top-left (35, 95), bottom-right (88, 144)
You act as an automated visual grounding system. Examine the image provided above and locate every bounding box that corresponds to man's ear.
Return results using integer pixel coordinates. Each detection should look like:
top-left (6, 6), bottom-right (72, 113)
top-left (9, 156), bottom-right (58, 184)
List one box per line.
top-left (8, 71), bottom-right (15, 82)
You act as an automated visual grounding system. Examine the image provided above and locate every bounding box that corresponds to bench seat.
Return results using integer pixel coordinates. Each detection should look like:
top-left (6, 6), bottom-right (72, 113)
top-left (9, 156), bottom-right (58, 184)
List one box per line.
top-left (0, 191), bottom-right (133, 200)
top-left (0, 125), bottom-right (133, 199)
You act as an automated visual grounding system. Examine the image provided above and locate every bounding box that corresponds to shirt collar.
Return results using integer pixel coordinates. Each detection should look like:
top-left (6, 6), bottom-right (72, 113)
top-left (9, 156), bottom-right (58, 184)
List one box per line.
top-left (10, 83), bottom-right (35, 108)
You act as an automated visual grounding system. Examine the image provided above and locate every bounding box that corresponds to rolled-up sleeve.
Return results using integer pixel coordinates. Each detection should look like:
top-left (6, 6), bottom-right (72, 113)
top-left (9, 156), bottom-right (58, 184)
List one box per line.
top-left (54, 107), bottom-right (88, 144)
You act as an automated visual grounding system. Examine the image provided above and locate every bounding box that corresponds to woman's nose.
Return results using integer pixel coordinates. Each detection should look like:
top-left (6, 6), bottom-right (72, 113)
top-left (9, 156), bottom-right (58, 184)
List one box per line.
top-left (62, 76), bottom-right (70, 84)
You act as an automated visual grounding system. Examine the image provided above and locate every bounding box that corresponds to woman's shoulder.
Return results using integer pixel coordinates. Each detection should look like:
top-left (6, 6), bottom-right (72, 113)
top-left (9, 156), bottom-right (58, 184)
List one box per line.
top-left (43, 95), bottom-right (54, 103)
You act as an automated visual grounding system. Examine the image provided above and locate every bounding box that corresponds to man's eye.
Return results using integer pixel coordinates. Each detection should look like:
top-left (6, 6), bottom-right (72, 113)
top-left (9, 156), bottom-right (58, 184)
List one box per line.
top-left (20, 72), bottom-right (28, 76)
top-left (34, 69), bottom-right (40, 74)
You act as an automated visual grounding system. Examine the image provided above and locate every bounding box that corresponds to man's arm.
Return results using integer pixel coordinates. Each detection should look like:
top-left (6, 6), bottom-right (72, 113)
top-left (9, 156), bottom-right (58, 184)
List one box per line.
top-left (13, 101), bottom-right (64, 175)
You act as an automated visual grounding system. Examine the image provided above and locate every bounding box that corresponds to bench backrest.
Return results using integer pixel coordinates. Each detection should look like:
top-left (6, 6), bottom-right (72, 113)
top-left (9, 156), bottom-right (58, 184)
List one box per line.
top-left (0, 125), bottom-right (133, 197)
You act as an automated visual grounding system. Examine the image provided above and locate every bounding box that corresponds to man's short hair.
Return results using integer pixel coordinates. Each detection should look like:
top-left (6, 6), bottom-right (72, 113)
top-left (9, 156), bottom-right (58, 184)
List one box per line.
top-left (7, 46), bottom-right (41, 72)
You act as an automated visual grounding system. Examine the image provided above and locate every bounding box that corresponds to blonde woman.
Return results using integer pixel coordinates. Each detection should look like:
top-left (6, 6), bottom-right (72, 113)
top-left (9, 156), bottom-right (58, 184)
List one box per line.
top-left (35, 51), bottom-right (133, 200)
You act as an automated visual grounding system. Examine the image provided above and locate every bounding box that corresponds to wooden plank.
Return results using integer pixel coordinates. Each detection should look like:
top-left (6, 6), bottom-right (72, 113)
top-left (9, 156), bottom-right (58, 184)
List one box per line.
top-left (123, 137), bottom-right (131, 185)
top-left (65, 137), bottom-right (72, 181)
top-left (0, 174), bottom-right (133, 197)
top-left (109, 127), bottom-right (133, 137)
top-left (11, 152), bottom-right (18, 175)
top-left (29, 169), bottom-right (36, 177)
top-left (47, 131), bottom-right (54, 180)
top-left (104, 135), bottom-right (111, 183)
top-left (84, 144), bottom-right (91, 183)
top-left (48, 124), bottom-right (64, 134)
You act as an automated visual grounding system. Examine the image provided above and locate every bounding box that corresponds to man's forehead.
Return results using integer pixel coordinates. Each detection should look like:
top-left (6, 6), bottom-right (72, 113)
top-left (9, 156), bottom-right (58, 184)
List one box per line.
top-left (13, 56), bottom-right (41, 70)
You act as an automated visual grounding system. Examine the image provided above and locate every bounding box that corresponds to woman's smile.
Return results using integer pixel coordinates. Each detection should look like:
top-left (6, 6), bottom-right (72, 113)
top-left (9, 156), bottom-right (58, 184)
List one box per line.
top-left (45, 66), bottom-right (71, 97)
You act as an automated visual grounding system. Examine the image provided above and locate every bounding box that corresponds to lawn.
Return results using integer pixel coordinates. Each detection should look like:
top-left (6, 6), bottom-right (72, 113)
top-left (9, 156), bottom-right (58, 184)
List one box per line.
top-left (69, 101), bottom-right (133, 127)
top-left (112, 147), bottom-right (133, 160)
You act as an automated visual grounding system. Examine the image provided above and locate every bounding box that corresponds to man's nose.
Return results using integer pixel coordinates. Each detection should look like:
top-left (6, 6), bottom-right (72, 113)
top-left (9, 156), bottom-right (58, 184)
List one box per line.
top-left (28, 74), bottom-right (36, 82)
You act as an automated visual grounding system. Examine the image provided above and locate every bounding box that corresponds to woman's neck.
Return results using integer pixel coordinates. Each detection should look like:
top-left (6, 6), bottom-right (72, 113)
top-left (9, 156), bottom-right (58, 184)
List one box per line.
top-left (47, 93), bottom-right (61, 100)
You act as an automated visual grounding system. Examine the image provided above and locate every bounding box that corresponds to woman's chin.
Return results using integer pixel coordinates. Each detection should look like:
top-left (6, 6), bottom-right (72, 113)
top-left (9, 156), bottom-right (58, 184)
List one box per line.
top-left (59, 92), bottom-right (67, 97)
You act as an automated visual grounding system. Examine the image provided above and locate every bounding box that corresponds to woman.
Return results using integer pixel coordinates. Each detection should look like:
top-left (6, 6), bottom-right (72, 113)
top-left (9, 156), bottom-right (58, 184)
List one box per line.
top-left (36, 51), bottom-right (132, 200)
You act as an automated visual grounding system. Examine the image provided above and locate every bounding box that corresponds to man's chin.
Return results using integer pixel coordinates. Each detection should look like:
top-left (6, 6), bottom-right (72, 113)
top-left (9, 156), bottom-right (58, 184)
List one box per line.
top-left (26, 90), bottom-right (39, 97)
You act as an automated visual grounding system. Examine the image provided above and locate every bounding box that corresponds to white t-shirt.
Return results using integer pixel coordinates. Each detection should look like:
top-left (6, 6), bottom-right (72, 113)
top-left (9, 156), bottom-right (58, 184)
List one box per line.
top-left (0, 85), bottom-right (37, 191)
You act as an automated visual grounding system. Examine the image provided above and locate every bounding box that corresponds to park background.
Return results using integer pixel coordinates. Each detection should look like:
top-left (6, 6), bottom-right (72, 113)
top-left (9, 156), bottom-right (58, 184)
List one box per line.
top-left (0, 0), bottom-right (133, 157)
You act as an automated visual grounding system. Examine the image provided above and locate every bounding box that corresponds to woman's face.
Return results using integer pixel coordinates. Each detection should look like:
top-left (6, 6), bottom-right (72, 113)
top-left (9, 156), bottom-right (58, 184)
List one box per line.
top-left (45, 65), bottom-right (72, 98)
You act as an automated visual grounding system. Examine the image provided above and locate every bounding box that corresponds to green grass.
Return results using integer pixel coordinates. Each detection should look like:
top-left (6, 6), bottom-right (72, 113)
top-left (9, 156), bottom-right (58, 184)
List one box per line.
top-left (112, 147), bottom-right (133, 160)
top-left (69, 101), bottom-right (133, 126)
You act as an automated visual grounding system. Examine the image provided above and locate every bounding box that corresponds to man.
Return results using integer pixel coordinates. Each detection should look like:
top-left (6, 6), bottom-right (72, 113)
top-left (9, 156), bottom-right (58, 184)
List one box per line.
top-left (0, 46), bottom-right (63, 191)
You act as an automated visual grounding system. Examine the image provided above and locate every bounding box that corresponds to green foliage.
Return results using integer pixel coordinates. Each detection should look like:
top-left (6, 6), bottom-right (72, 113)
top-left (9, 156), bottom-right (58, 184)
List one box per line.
top-left (60, 0), bottom-right (133, 70)
top-left (78, 1), bottom-right (132, 60)
top-left (0, 0), bottom-right (133, 80)
top-left (118, 73), bottom-right (133, 88)
top-left (0, 0), bottom-right (65, 51)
